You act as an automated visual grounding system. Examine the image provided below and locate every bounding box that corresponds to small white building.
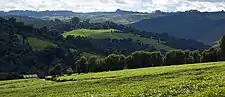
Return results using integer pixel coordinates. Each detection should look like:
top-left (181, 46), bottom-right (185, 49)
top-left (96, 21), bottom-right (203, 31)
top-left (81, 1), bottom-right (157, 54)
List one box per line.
top-left (23, 74), bottom-right (38, 78)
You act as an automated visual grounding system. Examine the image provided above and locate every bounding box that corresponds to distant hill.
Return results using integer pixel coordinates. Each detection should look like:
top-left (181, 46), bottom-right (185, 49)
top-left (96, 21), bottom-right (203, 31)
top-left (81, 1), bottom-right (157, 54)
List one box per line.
top-left (0, 10), bottom-right (75, 18)
top-left (0, 10), bottom-right (161, 25)
top-left (0, 9), bottom-right (145, 17)
top-left (2, 16), bottom-right (49, 28)
top-left (130, 12), bottom-right (225, 44)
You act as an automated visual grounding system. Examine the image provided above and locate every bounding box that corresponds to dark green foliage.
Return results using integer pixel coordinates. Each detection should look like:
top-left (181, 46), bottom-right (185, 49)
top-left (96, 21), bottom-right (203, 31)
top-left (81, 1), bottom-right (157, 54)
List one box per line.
top-left (126, 51), bottom-right (163, 68)
top-left (70, 17), bottom-right (80, 29)
top-left (0, 73), bottom-right (23, 80)
top-left (0, 17), bottom-right (32, 73)
top-left (218, 35), bottom-right (225, 60)
top-left (129, 51), bottom-right (152, 68)
top-left (150, 51), bottom-right (163, 67)
top-left (202, 48), bottom-right (219, 62)
top-left (184, 50), bottom-right (194, 64)
top-left (104, 54), bottom-right (126, 70)
top-left (48, 63), bottom-right (64, 76)
top-left (126, 51), bottom-right (147, 69)
top-left (191, 50), bottom-right (202, 63)
top-left (219, 35), bottom-right (225, 51)
top-left (199, 35), bottom-right (225, 63)
top-left (164, 50), bottom-right (185, 66)
top-left (71, 17), bottom-right (80, 25)
top-left (65, 36), bottom-right (156, 55)
top-left (66, 67), bottom-right (73, 75)
top-left (76, 56), bottom-right (88, 74)
top-left (86, 56), bottom-right (100, 72)
top-left (217, 48), bottom-right (225, 61)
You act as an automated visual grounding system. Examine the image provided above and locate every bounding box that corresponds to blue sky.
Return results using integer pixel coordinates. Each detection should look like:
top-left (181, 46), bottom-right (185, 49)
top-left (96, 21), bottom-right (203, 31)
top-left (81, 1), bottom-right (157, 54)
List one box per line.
top-left (1, 0), bottom-right (225, 12)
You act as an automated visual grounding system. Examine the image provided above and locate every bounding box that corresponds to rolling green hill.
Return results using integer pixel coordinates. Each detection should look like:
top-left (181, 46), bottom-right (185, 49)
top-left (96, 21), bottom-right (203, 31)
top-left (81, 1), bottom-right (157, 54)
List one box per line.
top-left (62, 29), bottom-right (174, 51)
top-left (27, 37), bottom-right (57, 51)
top-left (1, 62), bottom-right (225, 96)
top-left (62, 29), bottom-right (116, 38)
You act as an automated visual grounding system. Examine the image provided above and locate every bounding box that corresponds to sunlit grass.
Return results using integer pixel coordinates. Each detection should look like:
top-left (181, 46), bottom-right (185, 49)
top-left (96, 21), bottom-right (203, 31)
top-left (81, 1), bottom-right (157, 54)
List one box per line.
top-left (1, 62), bottom-right (225, 96)
top-left (28, 37), bottom-right (57, 51)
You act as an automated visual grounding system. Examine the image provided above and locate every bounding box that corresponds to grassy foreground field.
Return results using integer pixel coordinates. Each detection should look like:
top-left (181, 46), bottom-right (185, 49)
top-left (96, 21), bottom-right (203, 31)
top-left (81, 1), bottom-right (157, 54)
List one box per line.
top-left (1, 62), bottom-right (225, 96)
top-left (62, 29), bottom-right (173, 51)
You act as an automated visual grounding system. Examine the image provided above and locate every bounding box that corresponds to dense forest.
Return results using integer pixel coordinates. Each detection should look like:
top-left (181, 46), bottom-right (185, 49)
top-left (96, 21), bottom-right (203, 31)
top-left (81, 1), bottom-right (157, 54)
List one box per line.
top-left (0, 15), bottom-right (221, 80)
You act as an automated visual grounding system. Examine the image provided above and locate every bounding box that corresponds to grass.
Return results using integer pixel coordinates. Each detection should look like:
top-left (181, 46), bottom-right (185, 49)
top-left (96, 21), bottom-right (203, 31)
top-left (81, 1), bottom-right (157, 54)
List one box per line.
top-left (1, 62), bottom-right (225, 96)
top-left (28, 37), bottom-right (57, 51)
top-left (62, 29), bottom-right (116, 38)
top-left (62, 29), bottom-right (174, 51)
top-left (81, 52), bottom-right (105, 58)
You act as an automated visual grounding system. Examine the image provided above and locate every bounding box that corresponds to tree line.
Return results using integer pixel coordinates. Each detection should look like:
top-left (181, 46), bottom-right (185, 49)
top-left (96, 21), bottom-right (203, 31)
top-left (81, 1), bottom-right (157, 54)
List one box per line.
top-left (49, 39), bottom-right (225, 76)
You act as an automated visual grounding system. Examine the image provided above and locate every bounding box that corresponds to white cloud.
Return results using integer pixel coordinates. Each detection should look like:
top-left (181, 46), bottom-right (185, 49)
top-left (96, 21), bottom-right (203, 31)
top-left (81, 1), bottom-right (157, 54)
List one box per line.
top-left (0, 0), bottom-right (225, 12)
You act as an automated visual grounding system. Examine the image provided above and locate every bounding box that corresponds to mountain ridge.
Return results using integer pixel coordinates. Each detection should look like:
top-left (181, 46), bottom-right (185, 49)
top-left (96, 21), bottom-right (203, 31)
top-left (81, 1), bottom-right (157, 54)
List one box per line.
top-left (130, 12), bottom-right (225, 44)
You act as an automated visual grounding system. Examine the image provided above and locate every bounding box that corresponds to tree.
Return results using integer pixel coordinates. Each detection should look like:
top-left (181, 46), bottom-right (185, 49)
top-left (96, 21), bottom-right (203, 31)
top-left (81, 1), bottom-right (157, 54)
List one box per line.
top-left (164, 50), bottom-right (185, 66)
top-left (150, 51), bottom-right (163, 67)
top-left (48, 63), bottom-right (63, 76)
top-left (65, 67), bottom-right (73, 75)
top-left (217, 48), bottom-right (225, 61)
top-left (220, 35), bottom-right (225, 52)
top-left (70, 17), bottom-right (80, 29)
top-left (126, 51), bottom-right (152, 68)
top-left (104, 54), bottom-right (126, 70)
top-left (202, 48), bottom-right (218, 62)
top-left (39, 26), bottom-right (48, 36)
top-left (76, 56), bottom-right (88, 74)
top-left (191, 50), bottom-right (201, 63)
top-left (218, 35), bottom-right (225, 61)
top-left (184, 50), bottom-right (194, 64)
top-left (71, 17), bottom-right (80, 25)
top-left (126, 51), bottom-right (142, 69)
top-left (87, 56), bottom-right (99, 72)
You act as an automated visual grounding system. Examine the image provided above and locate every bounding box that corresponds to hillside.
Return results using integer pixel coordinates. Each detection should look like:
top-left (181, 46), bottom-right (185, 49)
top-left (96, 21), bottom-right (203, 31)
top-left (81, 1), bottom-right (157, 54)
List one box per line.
top-left (27, 37), bottom-right (57, 51)
top-left (62, 29), bottom-right (174, 51)
top-left (16, 34), bottom-right (57, 51)
top-left (131, 12), bottom-right (225, 44)
top-left (1, 62), bottom-right (225, 96)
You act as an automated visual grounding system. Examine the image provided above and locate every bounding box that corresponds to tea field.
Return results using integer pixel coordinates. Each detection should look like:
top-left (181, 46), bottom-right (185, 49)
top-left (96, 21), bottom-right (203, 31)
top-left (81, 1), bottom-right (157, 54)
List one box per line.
top-left (1, 62), bottom-right (225, 97)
